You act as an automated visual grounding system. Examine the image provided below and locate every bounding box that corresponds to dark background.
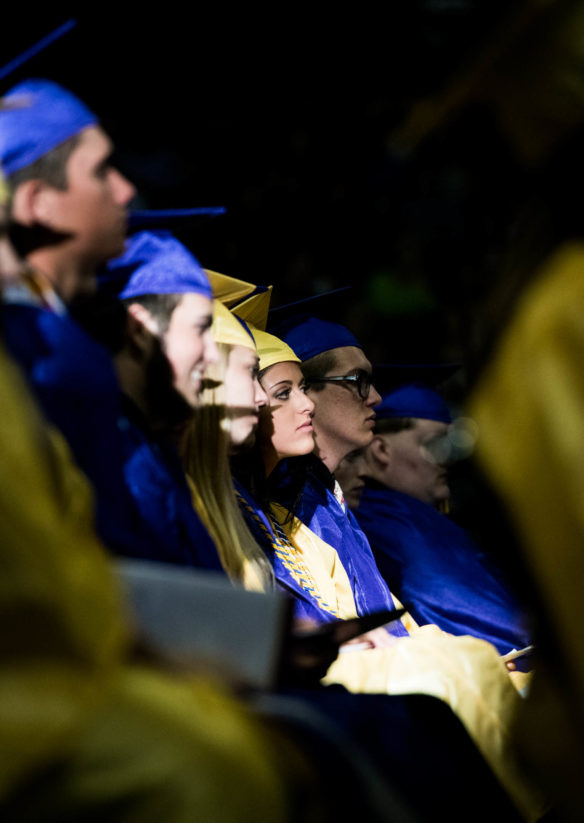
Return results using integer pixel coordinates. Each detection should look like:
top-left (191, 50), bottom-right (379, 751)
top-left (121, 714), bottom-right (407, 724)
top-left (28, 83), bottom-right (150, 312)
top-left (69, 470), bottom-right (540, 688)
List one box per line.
top-left (2, 4), bottom-right (525, 369)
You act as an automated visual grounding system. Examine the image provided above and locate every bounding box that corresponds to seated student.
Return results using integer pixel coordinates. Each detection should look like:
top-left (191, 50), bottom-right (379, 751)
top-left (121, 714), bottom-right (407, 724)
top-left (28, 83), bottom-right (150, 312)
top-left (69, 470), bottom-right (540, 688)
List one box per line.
top-left (337, 382), bottom-right (531, 656)
top-left (182, 299), bottom-right (274, 591)
top-left (267, 317), bottom-right (409, 627)
top-left (0, 79), bottom-right (164, 560)
top-left (233, 324), bottom-right (545, 820)
top-left (100, 230), bottom-right (223, 570)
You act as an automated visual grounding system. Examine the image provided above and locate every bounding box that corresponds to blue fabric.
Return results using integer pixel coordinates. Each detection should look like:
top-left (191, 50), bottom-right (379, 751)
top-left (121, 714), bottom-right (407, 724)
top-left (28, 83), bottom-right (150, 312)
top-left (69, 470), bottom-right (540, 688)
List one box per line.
top-left (0, 303), bottom-right (158, 558)
top-left (119, 405), bottom-right (223, 572)
top-left (356, 485), bottom-right (531, 655)
top-left (377, 383), bottom-right (452, 423)
top-left (0, 21), bottom-right (77, 83)
top-left (272, 314), bottom-right (362, 361)
top-left (128, 207), bottom-right (226, 230)
top-left (291, 470), bottom-right (409, 638)
top-left (234, 480), bottom-right (335, 623)
top-left (0, 78), bottom-right (96, 175)
top-left (102, 231), bottom-right (212, 300)
top-left (1, 302), bottom-right (220, 572)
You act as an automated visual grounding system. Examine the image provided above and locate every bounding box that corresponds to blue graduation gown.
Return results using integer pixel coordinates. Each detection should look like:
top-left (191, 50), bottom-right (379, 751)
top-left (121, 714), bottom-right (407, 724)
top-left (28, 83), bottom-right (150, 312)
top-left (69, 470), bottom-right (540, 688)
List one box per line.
top-left (1, 302), bottom-right (157, 558)
top-left (356, 484), bottom-right (531, 655)
top-left (259, 462), bottom-right (408, 636)
top-left (291, 470), bottom-right (409, 638)
top-left (1, 302), bottom-right (220, 572)
top-left (120, 400), bottom-right (222, 572)
top-left (234, 480), bottom-right (334, 623)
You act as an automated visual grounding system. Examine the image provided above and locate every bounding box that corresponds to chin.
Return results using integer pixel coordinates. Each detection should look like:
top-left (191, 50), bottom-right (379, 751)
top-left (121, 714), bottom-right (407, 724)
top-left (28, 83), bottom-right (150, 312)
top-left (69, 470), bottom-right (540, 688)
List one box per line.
top-left (298, 433), bottom-right (316, 455)
top-left (230, 427), bottom-right (257, 452)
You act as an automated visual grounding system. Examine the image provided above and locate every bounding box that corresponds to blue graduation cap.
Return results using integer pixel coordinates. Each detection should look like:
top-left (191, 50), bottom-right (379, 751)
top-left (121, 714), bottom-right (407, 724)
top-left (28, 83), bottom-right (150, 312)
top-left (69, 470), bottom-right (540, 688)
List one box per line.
top-left (102, 230), bottom-right (212, 300)
top-left (270, 314), bottom-right (362, 362)
top-left (0, 19), bottom-right (77, 83)
top-left (376, 383), bottom-right (452, 424)
top-left (128, 207), bottom-right (226, 231)
top-left (0, 78), bottom-right (96, 175)
top-left (268, 286), bottom-right (351, 319)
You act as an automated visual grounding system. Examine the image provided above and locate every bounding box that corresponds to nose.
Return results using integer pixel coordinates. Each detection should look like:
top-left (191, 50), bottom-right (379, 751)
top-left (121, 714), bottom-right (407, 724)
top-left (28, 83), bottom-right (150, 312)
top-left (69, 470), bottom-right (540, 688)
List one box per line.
top-left (109, 168), bottom-right (136, 205)
top-left (366, 382), bottom-right (382, 408)
top-left (355, 455), bottom-right (369, 480)
top-left (295, 388), bottom-right (314, 415)
top-left (254, 377), bottom-right (268, 408)
top-left (203, 330), bottom-right (219, 367)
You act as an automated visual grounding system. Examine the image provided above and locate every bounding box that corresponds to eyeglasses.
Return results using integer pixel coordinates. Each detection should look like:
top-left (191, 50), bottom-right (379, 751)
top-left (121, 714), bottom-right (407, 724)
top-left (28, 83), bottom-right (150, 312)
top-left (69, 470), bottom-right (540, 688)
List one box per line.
top-left (310, 370), bottom-right (373, 400)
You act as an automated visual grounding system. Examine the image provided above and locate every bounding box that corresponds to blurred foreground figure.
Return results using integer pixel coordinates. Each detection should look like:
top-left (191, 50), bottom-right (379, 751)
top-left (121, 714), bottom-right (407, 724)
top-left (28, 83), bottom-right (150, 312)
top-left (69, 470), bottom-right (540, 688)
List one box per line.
top-left (396, 1), bottom-right (584, 817)
top-left (0, 180), bottom-right (308, 821)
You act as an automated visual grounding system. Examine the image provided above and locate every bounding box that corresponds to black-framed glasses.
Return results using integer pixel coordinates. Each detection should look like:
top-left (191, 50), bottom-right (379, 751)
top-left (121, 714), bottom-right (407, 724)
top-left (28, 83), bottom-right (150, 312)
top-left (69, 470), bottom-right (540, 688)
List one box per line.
top-left (310, 370), bottom-right (373, 400)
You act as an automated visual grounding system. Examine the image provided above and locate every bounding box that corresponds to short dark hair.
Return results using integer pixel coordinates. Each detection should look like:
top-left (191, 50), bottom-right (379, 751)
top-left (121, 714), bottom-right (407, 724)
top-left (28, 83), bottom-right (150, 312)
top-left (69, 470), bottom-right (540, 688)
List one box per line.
top-left (7, 134), bottom-right (82, 192)
top-left (374, 417), bottom-right (415, 435)
top-left (122, 293), bottom-right (183, 334)
top-left (299, 350), bottom-right (338, 392)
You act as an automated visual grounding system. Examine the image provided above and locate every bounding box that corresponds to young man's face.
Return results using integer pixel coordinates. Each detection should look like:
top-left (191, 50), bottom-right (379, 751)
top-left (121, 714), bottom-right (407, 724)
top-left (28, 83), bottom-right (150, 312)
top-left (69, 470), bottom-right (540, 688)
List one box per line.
top-left (306, 346), bottom-right (381, 472)
top-left (382, 418), bottom-right (451, 506)
top-left (335, 448), bottom-right (368, 510)
top-left (162, 293), bottom-right (219, 407)
top-left (224, 344), bottom-right (267, 450)
top-left (41, 126), bottom-right (135, 270)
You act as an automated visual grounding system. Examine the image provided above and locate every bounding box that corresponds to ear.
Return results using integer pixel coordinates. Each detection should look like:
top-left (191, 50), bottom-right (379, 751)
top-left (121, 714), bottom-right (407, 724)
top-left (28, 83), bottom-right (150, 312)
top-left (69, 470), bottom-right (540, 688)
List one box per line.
top-left (125, 303), bottom-right (160, 355)
top-left (10, 180), bottom-right (48, 226)
top-left (369, 434), bottom-right (391, 468)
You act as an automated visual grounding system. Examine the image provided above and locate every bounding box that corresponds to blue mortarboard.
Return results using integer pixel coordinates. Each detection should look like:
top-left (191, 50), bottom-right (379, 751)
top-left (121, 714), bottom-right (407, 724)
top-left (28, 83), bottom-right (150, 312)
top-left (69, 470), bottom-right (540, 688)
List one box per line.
top-left (103, 230), bottom-right (212, 300)
top-left (128, 207), bottom-right (226, 231)
top-left (0, 78), bottom-right (97, 175)
top-left (272, 314), bottom-right (362, 362)
top-left (376, 383), bottom-right (452, 424)
top-left (0, 20), bottom-right (77, 83)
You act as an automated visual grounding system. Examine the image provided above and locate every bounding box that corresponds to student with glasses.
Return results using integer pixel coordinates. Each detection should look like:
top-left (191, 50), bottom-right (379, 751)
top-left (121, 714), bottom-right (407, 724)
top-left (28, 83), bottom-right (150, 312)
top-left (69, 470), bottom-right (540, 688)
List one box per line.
top-left (232, 321), bottom-right (544, 820)
top-left (307, 369), bottom-right (373, 400)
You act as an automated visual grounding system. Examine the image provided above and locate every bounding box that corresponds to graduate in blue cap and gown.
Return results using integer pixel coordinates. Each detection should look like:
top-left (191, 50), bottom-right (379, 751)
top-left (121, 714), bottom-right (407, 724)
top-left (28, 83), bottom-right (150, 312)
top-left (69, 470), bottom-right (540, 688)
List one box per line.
top-left (101, 229), bottom-right (223, 571)
top-left (0, 79), bottom-right (163, 559)
top-left (345, 382), bottom-right (531, 657)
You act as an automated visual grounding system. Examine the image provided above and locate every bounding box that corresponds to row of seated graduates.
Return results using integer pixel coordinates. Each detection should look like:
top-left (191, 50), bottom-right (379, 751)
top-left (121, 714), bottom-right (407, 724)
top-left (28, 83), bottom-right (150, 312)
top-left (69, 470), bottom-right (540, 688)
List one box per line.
top-left (0, 76), bottom-right (539, 821)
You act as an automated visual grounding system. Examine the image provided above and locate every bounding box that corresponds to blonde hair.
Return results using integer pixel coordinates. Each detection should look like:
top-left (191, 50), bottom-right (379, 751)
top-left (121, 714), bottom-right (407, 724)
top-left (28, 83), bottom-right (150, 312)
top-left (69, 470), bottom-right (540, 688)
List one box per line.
top-left (181, 343), bottom-right (273, 592)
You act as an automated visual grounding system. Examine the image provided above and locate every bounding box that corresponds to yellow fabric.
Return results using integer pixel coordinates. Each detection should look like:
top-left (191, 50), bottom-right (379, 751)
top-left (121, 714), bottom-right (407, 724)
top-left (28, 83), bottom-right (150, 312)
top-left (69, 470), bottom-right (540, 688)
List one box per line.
top-left (234, 288), bottom-right (273, 331)
top-left (0, 344), bottom-right (128, 797)
top-left (270, 503), bottom-right (359, 619)
top-left (3, 667), bottom-right (299, 822)
top-left (272, 500), bottom-right (545, 819)
top-left (252, 326), bottom-right (301, 371)
top-left (206, 269), bottom-right (273, 330)
top-left (211, 299), bottom-right (256, 351)
top-left (469, 241), bottom-right (584, 818)
top-left (0, 345), bottom-right (303, 820)
top-left (207, 269), bottom-right (256, 305)
top-left (0, 169), bottom-right (8, 206)
top-left (325, 626), bottom-right (545, 820)
top-left (470, 242), bottom-right (584, 696)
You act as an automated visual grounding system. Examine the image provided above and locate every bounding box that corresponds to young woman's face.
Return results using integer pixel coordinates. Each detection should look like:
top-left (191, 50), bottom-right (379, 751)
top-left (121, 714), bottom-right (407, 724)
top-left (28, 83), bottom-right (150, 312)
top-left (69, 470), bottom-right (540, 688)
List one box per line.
top-left (259, 361), bottom-right (315, 467)
top-left (224, 344), bottom-right (267, 450)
